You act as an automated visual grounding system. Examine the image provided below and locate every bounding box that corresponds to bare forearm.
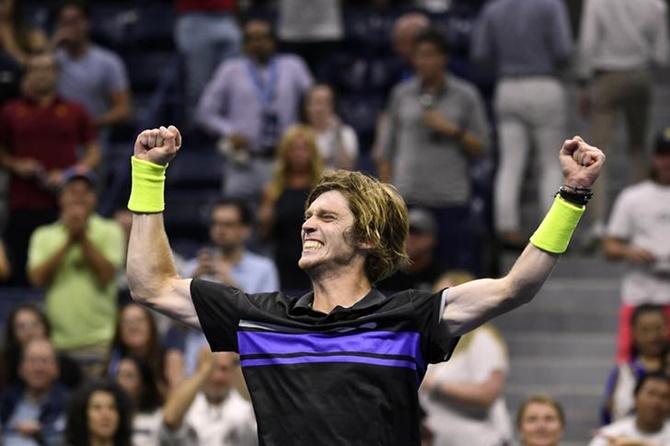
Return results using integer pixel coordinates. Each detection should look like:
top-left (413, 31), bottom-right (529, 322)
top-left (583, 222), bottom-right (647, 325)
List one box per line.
top-left (603, 238), bottom-right (628, 261)
top-left (460, 132), bottom-right (484, 157)
top-left (433, 381), bottom-right (499, 409)
top-left (78, 144), bottom-right (101, 170)
top-left (504, 244), bottom-right (559, 304)
top-left (80, 235), bottom-right (116, 286)
top-left (29, 242), bottom-right (71, 287)
top-left (162, 367), bottom-right (209, 430)
top-left (96, 104), bottom-right (131, 127)
top-left (127, 213), bottom-right (180, 301)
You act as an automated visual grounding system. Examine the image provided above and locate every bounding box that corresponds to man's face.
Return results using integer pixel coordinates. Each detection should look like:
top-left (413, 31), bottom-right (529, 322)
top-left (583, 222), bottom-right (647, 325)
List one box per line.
top-left (636, 378), bottom-right (670, 428)
top-left (57, 5), bottom-right (90, 46)
top-left (299, 190), bottom-right (363, 276)
top-left (19, 340), bottom-right (58, 393)
top-left (632, 312), bottom-right (668, 358)
top-left (23, 54), bottom-right (58, 98)
top-left (413, 41), bottom-right (446, 82)
top-left (203, 353), bottom-right (237, 403)
top-left (243, 20), bottom-right (275, 63)
top-left (59, 180), bottom-right (96, 216)
top-left (209, 206), bottom-right (249, 252)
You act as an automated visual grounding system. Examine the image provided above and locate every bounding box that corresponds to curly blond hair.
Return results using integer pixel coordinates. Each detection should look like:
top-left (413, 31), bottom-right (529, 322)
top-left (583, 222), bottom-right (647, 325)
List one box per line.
top-left (306, 170), bottom-right (409, 284)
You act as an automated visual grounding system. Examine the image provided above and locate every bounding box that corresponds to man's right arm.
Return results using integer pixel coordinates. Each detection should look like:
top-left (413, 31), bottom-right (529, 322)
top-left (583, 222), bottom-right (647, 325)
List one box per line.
top-left (126, 127), bottom-right (200, 329)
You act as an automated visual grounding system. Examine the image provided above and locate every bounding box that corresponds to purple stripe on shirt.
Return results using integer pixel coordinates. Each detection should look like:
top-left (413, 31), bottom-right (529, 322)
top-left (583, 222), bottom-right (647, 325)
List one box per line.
top-left (240, 355), bottom-right (417, 370)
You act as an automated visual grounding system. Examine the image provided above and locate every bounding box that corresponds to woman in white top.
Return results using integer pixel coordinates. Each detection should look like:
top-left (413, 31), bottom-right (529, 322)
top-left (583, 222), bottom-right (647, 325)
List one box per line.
top-left (303, 83), bottom-right (359, 171)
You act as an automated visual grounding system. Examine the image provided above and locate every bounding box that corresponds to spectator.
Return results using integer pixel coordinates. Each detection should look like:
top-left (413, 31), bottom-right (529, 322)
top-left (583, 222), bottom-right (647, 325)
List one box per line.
top-left (161, 349), bottom-right (257, 446)
top-left (175, 0), bottom-right (241, 118)
top-left (259, 124), bottom-right (323, 293)
top-left (114, 355), bottom-right (164, 445)
top-left (1, 304), bottom-right (82, 392)
top-left (516, 395), bottom-right (565, 446)
top-left (420, 271), bottom-right (512, 446)
top-left (105, 303), bottom-right (184, 394)
top-left (0, 339), bottom-right (68, 446)
top-left (63, 380), bottom-right (132, 446)
top-left (604, 129), bottom-right (670, 363)
top-left (303, 83), bottom-right (358, 171)
top-left (197, 18), bottom-right (312, 205)
top-left (277, 0), bottom-right (343, 79)
top-left (602, 305), bottom-right (669, 425)
top-left (173, 198), bottom-right (279, 374)
top-left (377, 208), bottom-right (447, 293)
top-left (0, 238), bottom-right (9, 281)
top-left (378, 29), bottom-right (489, 274)
top-left (0, 52), bottom-right (100, 285)
top-left (471, 0), bottom-right (572, 248)
top-left (53, 0), bottom-right (132, 134)
top-left (590, 373), bottom-right (670, 446)
top-left (0, 0), bottom-right (47, 65)
top-left (26, 171), bottom-right (124, 375)
top-left (577, 0), bottom-right (669, 237)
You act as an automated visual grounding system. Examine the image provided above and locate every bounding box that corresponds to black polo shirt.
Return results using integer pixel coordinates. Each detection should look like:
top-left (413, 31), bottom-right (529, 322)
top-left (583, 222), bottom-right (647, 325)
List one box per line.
top-left (191, 279), bottom-right (458, 446)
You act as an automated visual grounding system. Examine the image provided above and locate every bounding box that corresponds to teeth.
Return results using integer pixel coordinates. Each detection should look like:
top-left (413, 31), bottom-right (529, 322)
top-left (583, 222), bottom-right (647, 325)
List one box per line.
top-left (303, 241), bottom-right (323, 250)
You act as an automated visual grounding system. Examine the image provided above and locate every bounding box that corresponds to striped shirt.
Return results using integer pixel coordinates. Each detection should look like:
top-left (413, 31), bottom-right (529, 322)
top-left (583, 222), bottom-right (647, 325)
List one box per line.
top-left (191, 280), bottom-right (458, 445)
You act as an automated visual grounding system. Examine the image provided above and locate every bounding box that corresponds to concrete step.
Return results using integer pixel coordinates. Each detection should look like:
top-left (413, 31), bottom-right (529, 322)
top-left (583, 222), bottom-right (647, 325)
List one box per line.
top-left (506, 357), bottom-right (611, 387)
top-left (504, 333), bottom-right (616, 359)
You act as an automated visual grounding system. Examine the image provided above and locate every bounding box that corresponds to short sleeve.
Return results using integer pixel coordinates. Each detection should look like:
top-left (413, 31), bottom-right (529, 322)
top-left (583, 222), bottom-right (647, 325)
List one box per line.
top-left (607, 189), bottom-right (634, 239)
top-left (104, 52), bottom-right (130, 93)
top-left (27, 226), bottom-right (58, 269)
top-left (411, 289), bottom-right (459, 364)
top-left (190, 279), bottom-right (246, 352)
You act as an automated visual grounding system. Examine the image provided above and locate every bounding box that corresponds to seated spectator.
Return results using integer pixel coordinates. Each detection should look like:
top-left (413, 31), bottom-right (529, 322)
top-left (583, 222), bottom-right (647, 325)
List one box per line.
top-left (604, 129), bottom-right (670, 363)
top-left (259, 124), bottom-right (323, 294)
top-left (420, 271), bottom-right (512, 445)
top-left (590, 373), bottom-right (670, 446)
top-left (601, 305), bottom-right (669, 425)
top-left (1, 304), bottom-right (81, 392)
top-left (63, 380), bottom-right (132, 446)
top-left (161, 349), bottom-right (256, 446)
top-left (0, 339), bottom-right (68, 446)
top-left (516, 395), bottom-right (565, 446)
top-left (52, 0), bottom-right (131, 136)
top-left (114, 355), bottom-right (164, 445)
top-left (173, 198), bottom-right (278, 375)
top-left (105, 303), bottom-right (184, 394)
top-left (0, 238), bottom-right (9, 281)
top-left (303, 83), bottom-right (358, 170)
top-left (26, 171), bottom-right (124, 375)
top-left (196, 18), bottom-right (312, 205)
top-left (377, 208), bottom-right (447, 293)
top-left (0, 52), bottom-right (100, 285)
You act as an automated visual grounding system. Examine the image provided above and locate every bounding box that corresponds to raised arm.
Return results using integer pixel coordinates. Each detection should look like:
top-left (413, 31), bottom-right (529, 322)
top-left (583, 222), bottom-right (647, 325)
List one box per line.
top-left (442, 137), bottom-right (606, 336)
top-left (126, 126), bottom-right (199, 328)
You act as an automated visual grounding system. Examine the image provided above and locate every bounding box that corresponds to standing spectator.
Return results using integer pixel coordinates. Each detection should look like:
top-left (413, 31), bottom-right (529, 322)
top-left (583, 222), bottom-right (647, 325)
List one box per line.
top-left (53, 0), bottom-right (132, 134)
top-left (63, 380), bottom-right (132, 446)
top-left (26, 171), bottom-right (124, 375)
top-left (114, 355), bottom-right (164, 446)
top-left (1, 304), bottom-right (82, 392)
top-left (197, 18), bottom-right (312, 205)
top-left (604, 129), bottom-right (670, 363)
top-left (471, 0), bottom-right (573, 248)
top-left (516, 395), bottom-right (565, 446)
top-left (259, 124), bottom-right (323, 294)
top-left (0, 52), bottom-right (100, 285)
top-left (379, 29), bottom-right (489, 274)
top-left (0, 0), bottom-right (47, 66)
top-left (175, 0), bottom-right (241, 118)
top-left (376, 208), bottom-right (447, 293)
top-left (160, 349), bottom-right (257, 446)
top-left (173, 198), bottom-right (279, 374)
top-left (577, 0), bottom-right (669, 236)
top-left (303, 83), bottom-right (358, 171)
top-left (590, 373), bottom-right (670, 446)
top-left (0, 339), bottom-right (68, 446)
top-left (105, 303), bottom-right (184, 394)
top-left (601, 305), bottom-right (669, 425)
top-left (277, 0), bottom-right (343, 79)
top-left (420, 271), bottom-right (512, 446)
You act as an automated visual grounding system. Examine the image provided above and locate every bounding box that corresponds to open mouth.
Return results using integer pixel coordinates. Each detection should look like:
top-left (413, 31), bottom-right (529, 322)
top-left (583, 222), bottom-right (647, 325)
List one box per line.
top-left (303, 240), bottom-right (324, 250)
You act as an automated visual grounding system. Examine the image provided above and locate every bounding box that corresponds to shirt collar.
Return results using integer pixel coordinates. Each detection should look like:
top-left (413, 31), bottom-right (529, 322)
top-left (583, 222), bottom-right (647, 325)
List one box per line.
top-left (291, 288), bottom-right (388, 316)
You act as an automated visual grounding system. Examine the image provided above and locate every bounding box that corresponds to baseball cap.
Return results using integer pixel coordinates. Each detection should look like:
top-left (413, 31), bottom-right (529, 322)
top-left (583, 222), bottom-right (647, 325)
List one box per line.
top-left (61, 168), bottom-right (98, 191)
top-left (654, 127), bottom-right (670, 155)
top-left (408, 208), bottom-right (437, 235)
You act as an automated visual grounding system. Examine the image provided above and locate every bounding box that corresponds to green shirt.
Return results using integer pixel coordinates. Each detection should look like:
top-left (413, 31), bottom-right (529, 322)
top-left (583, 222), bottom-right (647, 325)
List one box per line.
top-left (28, 214), bottom-right (125, 350)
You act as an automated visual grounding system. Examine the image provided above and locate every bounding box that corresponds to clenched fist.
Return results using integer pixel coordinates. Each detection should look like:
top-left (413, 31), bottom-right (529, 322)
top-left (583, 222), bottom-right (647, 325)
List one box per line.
top-left (134, 125), bottom-right (182, 166)
top-left (559, 136), bottom-right (606, 189)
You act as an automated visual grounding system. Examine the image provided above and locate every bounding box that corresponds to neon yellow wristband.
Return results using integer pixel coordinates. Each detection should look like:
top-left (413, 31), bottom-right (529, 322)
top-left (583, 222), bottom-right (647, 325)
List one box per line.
top-left (529, 195), bottom-right (585, 254)
top-left (127, 156), bottom-right (168, 213)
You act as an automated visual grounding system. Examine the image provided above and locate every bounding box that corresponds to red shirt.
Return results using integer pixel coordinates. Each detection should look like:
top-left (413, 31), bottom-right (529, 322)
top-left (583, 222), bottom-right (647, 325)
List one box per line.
top-left (0, 97), bottom-right (97, 210)
top-left (176, 0), bottom-right (236, 13)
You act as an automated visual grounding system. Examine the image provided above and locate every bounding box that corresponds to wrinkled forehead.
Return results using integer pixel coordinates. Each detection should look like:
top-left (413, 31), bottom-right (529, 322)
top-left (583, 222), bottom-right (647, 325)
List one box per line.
top-left (306, 190), bottom-right (353, 215)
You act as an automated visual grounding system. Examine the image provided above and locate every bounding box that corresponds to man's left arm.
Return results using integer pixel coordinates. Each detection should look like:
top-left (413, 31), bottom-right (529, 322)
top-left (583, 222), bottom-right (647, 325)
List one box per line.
top-left (441, 137), bottom-right (605, 336)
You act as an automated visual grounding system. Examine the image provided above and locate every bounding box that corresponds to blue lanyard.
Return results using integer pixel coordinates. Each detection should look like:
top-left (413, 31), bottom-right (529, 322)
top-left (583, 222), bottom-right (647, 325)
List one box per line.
top-left (246, 57), bottom-right (278, 108)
